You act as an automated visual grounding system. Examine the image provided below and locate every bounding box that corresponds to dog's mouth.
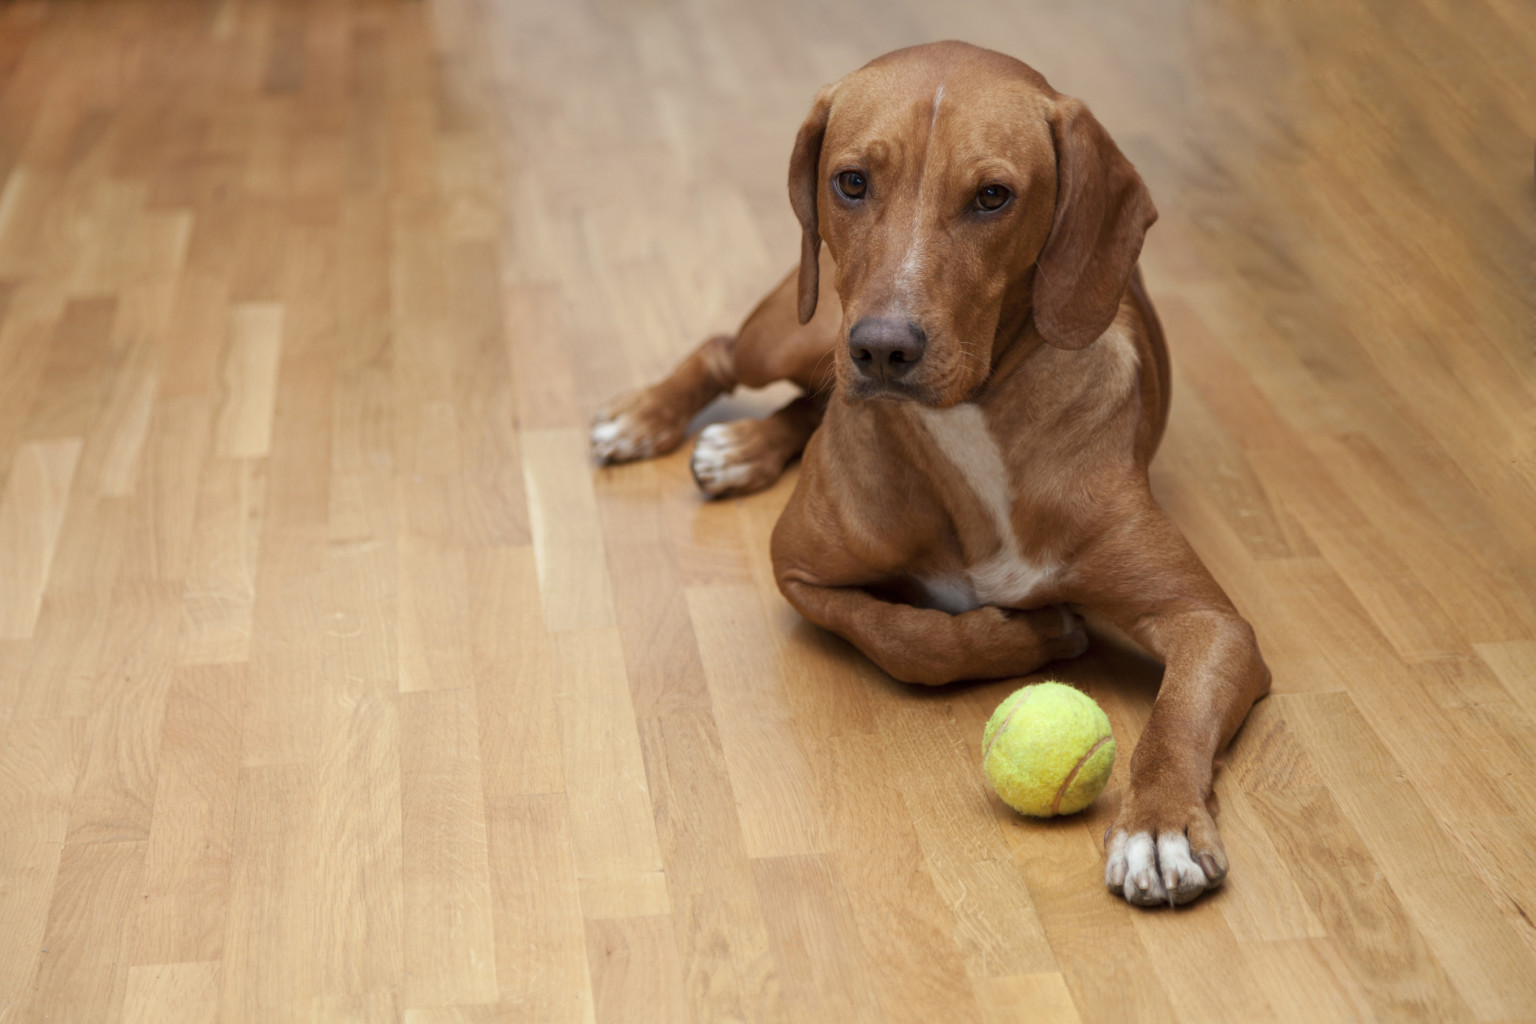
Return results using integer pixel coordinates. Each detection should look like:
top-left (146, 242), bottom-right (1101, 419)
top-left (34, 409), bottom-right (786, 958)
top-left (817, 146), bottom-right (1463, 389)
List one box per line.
top-left (840, 375), bottom-right (942, 406)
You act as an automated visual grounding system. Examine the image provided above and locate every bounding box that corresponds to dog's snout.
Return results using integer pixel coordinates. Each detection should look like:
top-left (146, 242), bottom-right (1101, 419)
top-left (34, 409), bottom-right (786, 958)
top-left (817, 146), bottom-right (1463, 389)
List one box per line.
top-left (848, 317), bottom-right (927, 382)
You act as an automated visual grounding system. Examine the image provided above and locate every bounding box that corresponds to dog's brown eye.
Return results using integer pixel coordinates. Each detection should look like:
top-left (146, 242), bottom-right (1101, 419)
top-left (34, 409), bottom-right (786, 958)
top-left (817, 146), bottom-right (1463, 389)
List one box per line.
top-left (835, 171), bottom-right (867, 200)
top-left (976, 184), bottom-right (1011, 211)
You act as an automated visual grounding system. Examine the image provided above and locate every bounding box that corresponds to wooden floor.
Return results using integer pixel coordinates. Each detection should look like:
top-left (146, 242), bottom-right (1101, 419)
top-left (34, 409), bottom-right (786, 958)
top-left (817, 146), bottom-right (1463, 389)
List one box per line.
top-left (1, 0), bottom-right (1534, 1021)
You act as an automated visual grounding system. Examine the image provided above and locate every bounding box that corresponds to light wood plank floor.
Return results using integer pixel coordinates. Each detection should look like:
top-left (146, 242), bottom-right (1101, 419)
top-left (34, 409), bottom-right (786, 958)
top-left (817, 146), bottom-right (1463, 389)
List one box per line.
top-left (1, 0), bottom-right (1534, 1021)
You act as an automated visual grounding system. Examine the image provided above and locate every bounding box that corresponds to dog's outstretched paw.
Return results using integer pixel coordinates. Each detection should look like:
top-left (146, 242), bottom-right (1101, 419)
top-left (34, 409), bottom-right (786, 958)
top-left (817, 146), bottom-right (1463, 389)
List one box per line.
top-left (1104, 797), bottom-right (1227, 908)
top-left (591, 392), bottom-right (689, 464)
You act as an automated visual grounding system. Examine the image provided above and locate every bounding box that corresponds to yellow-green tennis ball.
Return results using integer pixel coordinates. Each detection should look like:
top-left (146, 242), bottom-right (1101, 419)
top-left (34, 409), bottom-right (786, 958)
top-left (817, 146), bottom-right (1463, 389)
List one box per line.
top-left (982, 682), bottom-right (1116, 817)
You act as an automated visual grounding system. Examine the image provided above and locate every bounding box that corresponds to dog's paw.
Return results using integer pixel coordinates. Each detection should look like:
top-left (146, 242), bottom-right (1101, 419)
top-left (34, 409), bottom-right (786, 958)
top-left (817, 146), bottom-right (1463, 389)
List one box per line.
top-left (993, 605), bottom-right (1089, 662)
top-left (1045, 605), bottom-right (1089, 660)
top-left (1104, 796), bottom-right (1226, 908)
top-left (591, 391), bottom-right (689, 464)
top-left (690, 421), bottom-right (787, 498)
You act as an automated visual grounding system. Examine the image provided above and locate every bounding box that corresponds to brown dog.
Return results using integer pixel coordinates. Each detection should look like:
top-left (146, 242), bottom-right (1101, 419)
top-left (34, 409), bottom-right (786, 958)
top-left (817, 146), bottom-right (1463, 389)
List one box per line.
top-left (592, 41), bottom-right (1270, 908)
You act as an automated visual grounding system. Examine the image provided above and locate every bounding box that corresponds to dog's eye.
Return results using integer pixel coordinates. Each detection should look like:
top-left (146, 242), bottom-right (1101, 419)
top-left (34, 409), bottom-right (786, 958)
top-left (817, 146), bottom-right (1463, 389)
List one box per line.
top-left (976, 184), bottom-right (1011, 212)
top-left (835, 171), bottom-right (868, 200)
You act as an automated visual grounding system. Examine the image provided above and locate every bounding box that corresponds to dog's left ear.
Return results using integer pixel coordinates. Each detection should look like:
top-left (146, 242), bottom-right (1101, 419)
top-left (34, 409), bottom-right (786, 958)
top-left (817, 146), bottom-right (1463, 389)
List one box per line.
top-left (1033, 98), bottom-right (1158, 350)
top-left (788, 84), bottom-right (837, 325)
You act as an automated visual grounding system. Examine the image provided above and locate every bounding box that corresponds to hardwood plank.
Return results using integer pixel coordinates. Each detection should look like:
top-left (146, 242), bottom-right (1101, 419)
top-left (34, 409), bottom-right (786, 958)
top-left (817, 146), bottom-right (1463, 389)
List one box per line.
top-left (484, 792), bottom-right (595, 1022)
top-left (751, 853), bottom-right (881, 1024)
top-left (556, 628), bottom-right (669, 919)
top-left (1008, 802), bottom-right (1179, 1024)
top-left (972, 974), bottom-right (1083, 1024)
top-left (1129, 899), bottom-right (1281, 1024)
top-left (593, 460), bottom-right (715, 721)
top-left (23, 295), bottom-right (117, 440)
top-left (1476, 640), bottom-right (1536, 719)
top-left (586, 915), bottom-right (685, 1024)
top-left (178, 457), bottom-right (265, 665)
top-left (882, 689), bottom-right (1061, 980)
top-left (639, 710), bottom-right (783, 1024)
top-left (400, 687), bottom-right (498, 1009)
top-left (396, 543), bottom-right (472, 693)
top-left (1211, 782), bottom-right (1327, 943)
top-left (0, 438), bottom-right (81, 639)
top-left (91, 369), bottom-right (158, 498)
top-left (119, 395), bottom-right (212, 584)
top-left (130, 665), bottom-right (244, 966)
top-left (6, 495), bottom-right (125, 720)
top-left (0, 718), bottom-right (81, 1021)
top-left (1237, 938), bottom-right (1379, 1024)
top-left (818, 731), bottom-right (992, 1024)
top-left (686, 584), bottom-right (826, 858)
top-left (214, 302), bottom-right (284, 458)
top-left (521, 428), bottom-right (616, 632)
top-left (122, 961), bottom-right (221, 1024)
top-left (64, 579), bottom-right (181, 846)
top-left (1286, 690), bottom-right (1536, 1017)
top-left (311, 686), bottom-right (405, 1002)
top-left (1247, 787), bottom-right (1471, 1021)
top-left (470, 545), bottom-right (566, 796)
top-left (25, 840), bottom-right (147, 1024)
top-left (218, 764), bottom-right (320, 1022)
top-left (1444, 814), bottom-right (1536, 963)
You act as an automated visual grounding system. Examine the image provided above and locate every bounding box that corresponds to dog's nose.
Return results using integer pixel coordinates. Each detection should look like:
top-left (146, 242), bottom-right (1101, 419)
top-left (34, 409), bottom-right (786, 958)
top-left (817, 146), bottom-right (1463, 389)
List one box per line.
top-left (848, 317), bottom-right (926, 381)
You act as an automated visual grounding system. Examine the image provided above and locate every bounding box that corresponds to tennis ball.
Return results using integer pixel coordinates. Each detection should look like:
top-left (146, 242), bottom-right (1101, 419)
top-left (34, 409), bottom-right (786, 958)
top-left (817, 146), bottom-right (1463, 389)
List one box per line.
top-left (982, 681), bottom-right (1116, 817)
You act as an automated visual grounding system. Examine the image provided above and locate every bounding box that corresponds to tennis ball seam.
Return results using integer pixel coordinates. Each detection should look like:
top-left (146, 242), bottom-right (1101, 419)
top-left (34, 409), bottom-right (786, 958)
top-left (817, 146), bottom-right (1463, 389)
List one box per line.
top-left (981, 686), bottom-right (1042, 763)
top-left (1049, 732), bottom-right (1113, 815)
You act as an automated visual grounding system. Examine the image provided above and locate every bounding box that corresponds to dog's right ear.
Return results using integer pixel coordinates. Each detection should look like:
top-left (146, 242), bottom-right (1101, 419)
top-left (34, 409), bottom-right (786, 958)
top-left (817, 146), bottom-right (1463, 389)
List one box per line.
top-left (788, 85), bottom-right (836, 325)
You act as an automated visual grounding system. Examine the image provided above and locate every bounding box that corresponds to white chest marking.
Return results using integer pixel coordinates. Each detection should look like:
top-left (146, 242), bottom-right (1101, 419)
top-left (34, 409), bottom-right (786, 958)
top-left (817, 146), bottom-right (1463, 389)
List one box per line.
top-left (915, 404), bottom-right (1057, 612)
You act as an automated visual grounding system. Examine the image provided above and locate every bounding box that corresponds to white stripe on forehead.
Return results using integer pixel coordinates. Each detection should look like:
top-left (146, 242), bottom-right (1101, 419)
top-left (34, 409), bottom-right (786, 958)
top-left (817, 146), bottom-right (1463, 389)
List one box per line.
top-left (894, 83), bottom-right (945, 300)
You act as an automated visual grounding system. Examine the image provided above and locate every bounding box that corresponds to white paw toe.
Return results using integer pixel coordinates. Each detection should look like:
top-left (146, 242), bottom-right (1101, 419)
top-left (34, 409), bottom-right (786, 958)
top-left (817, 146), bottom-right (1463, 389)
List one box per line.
top-left (591, 414), bottom-right (650, 463)
top-left (1105, 830), bottom-right (1129, 890)
top-left (1157, 833), bottom-right (1209, 906)
top-left (690, 423), bottom-right (758, 497)
top-left (1121, 832), bottom-right (1170, 906)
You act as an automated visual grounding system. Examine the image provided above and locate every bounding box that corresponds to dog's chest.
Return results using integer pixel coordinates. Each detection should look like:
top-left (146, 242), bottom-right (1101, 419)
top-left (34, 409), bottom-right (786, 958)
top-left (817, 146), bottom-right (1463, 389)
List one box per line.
top-left (910, 404), bottom-right (1058, 613)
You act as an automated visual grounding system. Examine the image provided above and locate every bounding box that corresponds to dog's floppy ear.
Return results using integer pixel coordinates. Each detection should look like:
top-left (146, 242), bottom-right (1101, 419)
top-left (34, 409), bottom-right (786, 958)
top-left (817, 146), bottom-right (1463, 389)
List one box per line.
top-left (1033, 98), bottom-right (1157, 350)
top-left (788, 84), bottom-right (836, 325)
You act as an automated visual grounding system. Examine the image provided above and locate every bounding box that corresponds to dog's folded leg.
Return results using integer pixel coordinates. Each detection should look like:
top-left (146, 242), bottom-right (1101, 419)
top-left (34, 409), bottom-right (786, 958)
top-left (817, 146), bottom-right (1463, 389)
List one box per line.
top-left (591, 334), bottom-right (737, 463)
top-left (691, 394), bottom-right (825, 499)
top-left (777, 577), bottom-right (1087, 685)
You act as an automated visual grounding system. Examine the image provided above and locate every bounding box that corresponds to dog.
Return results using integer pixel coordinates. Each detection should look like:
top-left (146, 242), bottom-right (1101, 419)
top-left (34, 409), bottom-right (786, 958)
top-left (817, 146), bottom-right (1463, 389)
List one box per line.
top-left (591, 41), bottom-right (1271, 908)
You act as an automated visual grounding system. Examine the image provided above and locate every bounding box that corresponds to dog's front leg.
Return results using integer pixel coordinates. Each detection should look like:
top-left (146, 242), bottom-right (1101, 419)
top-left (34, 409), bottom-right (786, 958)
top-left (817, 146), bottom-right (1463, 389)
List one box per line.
top-left (1106, 609), bottom-right (1269, 906)
top-left (1075, 507), bottom-right (1272, 907)
top-left (777, 576), bottom-right (1087, 685)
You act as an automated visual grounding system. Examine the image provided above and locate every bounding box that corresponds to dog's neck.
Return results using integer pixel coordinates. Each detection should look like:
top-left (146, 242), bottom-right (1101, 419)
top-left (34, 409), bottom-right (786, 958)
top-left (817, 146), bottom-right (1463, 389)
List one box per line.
top-left (982, 295), bottom-right (1049, 393)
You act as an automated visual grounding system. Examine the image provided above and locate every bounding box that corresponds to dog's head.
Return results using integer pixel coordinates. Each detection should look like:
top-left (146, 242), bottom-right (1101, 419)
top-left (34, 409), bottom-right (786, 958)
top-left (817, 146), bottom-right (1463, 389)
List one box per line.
top-left (789, 41), bottom-right (1157, 406)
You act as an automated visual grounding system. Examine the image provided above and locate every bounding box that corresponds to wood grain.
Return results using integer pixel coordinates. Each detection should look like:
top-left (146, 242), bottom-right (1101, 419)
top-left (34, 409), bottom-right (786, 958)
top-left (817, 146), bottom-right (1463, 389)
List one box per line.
top-left (0, 0), bottom-right (1533, 1020)
top-left (0, 439), bottom-right (81, 639)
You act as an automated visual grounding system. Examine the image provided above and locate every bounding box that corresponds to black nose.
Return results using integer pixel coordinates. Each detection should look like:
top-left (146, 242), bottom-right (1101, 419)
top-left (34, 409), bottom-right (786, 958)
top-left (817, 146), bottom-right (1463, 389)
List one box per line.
top-left (848, 317), bottom-right (926, 381)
